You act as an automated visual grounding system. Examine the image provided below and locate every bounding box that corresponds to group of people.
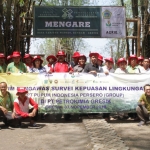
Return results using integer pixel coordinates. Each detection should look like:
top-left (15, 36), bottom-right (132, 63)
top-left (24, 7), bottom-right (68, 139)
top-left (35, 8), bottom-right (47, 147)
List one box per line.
top-left (0, 50), bottom-right (150, 126)
top-left (0, 50), bottom-right (150, 74)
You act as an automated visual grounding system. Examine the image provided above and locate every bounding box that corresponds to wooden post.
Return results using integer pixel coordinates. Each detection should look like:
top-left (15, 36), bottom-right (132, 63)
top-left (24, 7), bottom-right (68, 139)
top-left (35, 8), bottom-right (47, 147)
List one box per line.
top-left (126, 18), bottom-right (141, 57)
top-left (137, 17), bottom-right (141, 57)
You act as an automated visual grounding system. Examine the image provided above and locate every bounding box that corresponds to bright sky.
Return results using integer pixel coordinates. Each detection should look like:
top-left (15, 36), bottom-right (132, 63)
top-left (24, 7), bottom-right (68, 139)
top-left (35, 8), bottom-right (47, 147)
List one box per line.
top-left (30, 0), bottom-right (115, 57)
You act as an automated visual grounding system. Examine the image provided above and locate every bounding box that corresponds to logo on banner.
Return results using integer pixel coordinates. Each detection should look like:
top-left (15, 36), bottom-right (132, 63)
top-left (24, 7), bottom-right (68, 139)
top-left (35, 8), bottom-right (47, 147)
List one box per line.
top-left (62, 8), bottom-right (73, 19)
top-left (102, 10), bottom-right (112, 19)
top-left (106, 20), bottom-right (111, 26)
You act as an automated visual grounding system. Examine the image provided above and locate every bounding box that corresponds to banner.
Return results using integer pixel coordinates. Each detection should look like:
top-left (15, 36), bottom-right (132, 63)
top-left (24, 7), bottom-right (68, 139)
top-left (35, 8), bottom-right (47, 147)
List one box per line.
top-left (0, 73), bottom-right (148, 113)
top-left (33, 6), bottom-right (126, 38)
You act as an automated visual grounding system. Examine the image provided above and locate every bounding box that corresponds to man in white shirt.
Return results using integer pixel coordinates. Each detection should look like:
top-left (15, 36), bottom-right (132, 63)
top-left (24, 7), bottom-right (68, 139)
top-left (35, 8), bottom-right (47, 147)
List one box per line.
top-left (140, 58), bottom-right (150, 73)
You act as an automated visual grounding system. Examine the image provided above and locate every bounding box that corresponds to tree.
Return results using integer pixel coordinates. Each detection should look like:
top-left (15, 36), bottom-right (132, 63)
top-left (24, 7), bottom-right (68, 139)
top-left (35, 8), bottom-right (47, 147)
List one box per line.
top-left (0, 0), bottom-right (42, 56)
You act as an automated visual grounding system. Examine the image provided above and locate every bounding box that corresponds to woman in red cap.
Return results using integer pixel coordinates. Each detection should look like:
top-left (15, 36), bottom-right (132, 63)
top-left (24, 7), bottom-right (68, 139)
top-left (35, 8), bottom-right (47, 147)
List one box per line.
top-left (44, 55), bottom-right (57, 73)
top-left (115, 58), bottom-right (128, 73)
top-left (73, 54), bottom-right (86, 72)
top-left (14, 87), bottom-right (40, 128)
top-left (102, 57), bottom-right (115, 74)
top-left (29, 56), bottom-right (46, 73)
top-left (23, 54), bottom-right (33, 72)
top-left (70, 51), bottom-right (80, 68)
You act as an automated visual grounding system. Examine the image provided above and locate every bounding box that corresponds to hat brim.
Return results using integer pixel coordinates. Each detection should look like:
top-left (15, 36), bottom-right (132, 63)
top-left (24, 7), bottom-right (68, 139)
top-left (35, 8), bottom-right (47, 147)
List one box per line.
top-left (89, 53), bottom-right (99, 58)
top-left (117, 61), bottom-right (127, 66)
top-left (46, 56), bottom-right (57, 62)
top-left (16, 91), bottom-right (28, 95)
top-left (105, 59), bottom-right (114, 64)
top-left (12, 55), bottom-right (21, 58)
top-left (32, 58), bottom-right (43, 64)
top-left (56, 54), bottom-right (66, 58)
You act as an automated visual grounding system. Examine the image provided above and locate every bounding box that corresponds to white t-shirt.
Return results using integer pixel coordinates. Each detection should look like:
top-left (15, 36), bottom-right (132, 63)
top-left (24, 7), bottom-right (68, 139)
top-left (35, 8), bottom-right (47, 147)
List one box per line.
top-left (139, 67), bottom-right (150, 73)
top-left (115, 68), bottom-right (128, 73)
top-left (102, 65), bottom-right (115, 73)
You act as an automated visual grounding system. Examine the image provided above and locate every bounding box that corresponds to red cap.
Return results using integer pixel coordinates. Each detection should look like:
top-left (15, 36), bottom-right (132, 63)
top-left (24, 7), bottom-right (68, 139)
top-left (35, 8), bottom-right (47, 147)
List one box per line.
top-left (78, 54), bottom-right (87, 62)
top-left (46, 55), bottom-right (57, 62)
top-left (128, 55), bottom-right (138, 63)
top-left (117, 58), bottom-right (127, 66)
top-left (98, 54), bottom-right (103, 62)
top-left (138, 56), bottom-right (144, 61)
top-left (72, 51), bottom-right (80, 58)
top-left (12, 51), bottom-right (21, 57)
top-left (0, 53), bottom-right (5, 58)
top-left (16, 87), bottom-right (28, 95)
top-left (56, 50), bottom-right (66, 57)
top-left (89, 52), bottom-right (99, 58)
top-left (104, 57), bottom-right (114, 63)
top-left (32, 55), bottom-right (43, 64)
top-left (23, 54), bottom-right (33, 60)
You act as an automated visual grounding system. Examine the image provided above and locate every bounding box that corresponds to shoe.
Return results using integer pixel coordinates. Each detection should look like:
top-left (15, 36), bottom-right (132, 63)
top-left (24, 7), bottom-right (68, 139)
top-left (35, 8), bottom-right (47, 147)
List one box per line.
top-left (105, 117), bottom-right (110, 122)
top-left (28, 123), bottom-right (41, 129)
top-left (7, 126), bottom-right (15, 130)
top-left (137, 121), bottom-right (145, 126)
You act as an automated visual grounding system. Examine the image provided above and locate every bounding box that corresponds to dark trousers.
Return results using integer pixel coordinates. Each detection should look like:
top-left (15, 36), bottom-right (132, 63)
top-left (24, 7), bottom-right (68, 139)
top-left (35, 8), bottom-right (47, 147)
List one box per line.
top-left (0, 109), bottom-right (12, 126)
top-left (17, 108), bottom-right (38, 123)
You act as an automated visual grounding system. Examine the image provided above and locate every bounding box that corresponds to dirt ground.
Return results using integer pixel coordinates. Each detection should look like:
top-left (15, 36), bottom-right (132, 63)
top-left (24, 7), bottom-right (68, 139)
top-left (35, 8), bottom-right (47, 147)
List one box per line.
top-left (0, 114), bottom-right (91, 150)
top-left (0, 114), bottom-right (150, 150)
top-left (110, 119), bottom-right (150, 150)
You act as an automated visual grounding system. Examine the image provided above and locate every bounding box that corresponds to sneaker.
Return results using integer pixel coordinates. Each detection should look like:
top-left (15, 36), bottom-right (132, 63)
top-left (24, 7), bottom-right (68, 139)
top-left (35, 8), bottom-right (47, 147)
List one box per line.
top-left (137, 121), bottom-right (145, 126)
top-left (28, 123), bottom-right (41, 129)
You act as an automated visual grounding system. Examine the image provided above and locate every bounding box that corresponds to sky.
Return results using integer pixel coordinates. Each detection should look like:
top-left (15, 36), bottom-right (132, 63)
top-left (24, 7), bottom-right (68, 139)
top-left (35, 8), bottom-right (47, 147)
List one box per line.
top-left (30, 0), bottom-right (115, 57)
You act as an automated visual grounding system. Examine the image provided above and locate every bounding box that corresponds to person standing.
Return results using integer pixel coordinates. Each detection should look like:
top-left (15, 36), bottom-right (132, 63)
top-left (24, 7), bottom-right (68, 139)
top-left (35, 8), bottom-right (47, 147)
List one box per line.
top-left (97, 54), bottom-right (104, 72)
top-left (84, 52), bottom-right (100, 75)
top-left (126, 55), bottom-right (140, 73)
top-left (115, 58), bottom-right (128, 73)
top-left (29, 56), bottom-right (46, 73)
top-left (139, 57), bottom-right (150, 73)
top-left (23, 54), bottom-right (33, 72)
top-left (102, 57), bottom-right (115, 121)
top-left (6, 51), bottom-right (27, 73)
top-left (54, 50), bottom-right (73, 73)
top-left (102, 57), bottom-right (115, 74)
top-left (53, 50), bottom-right (73, 120)
top-left (73, 54), bottom-right (86, 72)
top-left (44, 55), bottom-right (57, 73)
top-left (70, 51), bottom-right (80, 68)
top-left (0, 53), bottom-right (7, 73)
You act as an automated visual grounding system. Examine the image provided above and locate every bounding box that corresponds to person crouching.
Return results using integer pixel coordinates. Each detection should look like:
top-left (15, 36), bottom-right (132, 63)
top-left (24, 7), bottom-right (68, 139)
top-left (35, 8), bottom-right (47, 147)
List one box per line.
top-left (14, 87), bottom-right (40, 128)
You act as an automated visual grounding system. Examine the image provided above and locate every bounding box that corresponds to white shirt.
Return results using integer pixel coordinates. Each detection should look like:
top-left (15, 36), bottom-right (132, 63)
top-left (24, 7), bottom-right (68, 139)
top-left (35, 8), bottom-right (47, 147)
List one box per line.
top-left (139, 67), bottom-right (150, 73)
top-left (102, 65), bottom-right (115, 73)
top-left (115, 68), bottom-right (128, 73)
